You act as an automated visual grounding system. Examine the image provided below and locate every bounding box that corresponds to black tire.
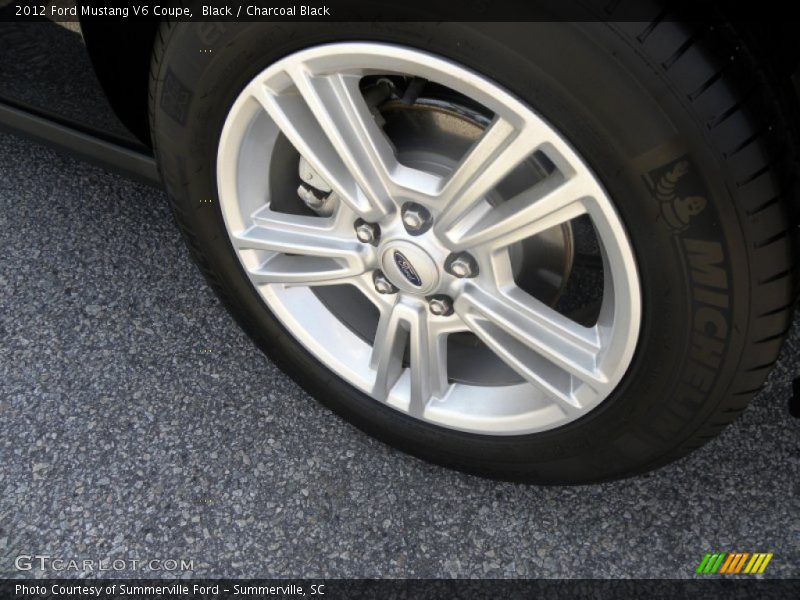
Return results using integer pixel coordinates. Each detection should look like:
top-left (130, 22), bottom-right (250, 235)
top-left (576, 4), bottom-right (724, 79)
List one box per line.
top-left (149, 18), bottom-right (797, 483)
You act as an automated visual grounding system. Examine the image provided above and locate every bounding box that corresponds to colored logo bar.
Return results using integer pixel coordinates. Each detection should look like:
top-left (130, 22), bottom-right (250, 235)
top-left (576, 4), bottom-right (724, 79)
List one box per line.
top-left (696, 552), bottom-right (773, 574)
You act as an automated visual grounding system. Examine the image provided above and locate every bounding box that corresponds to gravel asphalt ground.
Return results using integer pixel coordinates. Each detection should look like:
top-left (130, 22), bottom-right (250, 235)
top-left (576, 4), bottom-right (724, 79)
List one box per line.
top-left (1, 131), bottom-right (799, 579)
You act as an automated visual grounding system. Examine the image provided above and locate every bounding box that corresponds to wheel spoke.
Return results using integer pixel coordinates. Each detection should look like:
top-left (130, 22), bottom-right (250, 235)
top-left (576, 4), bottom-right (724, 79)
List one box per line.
top-left (370, 299), bottom-right (448, 415)
top-left (253, 68), bottom-right (397, 221)
top-left (291, 69), bottom-right (399, 215)
top-left (233, 212), bottom-right (369, 286)
top-left (251, 84), bottom-right (362, 216)
top-left (370, 301), bottom-right (407, 400)
top-left (447, 173), bottom-right (590, 251)
top-left (455, 284), bottom-right (605, 408)
top-left (435, 116), bottom-right (569, 232)
top-left (249, 255), bottom-right (364, 286)
top-left (434, 118), bottom-right (526, 229)
top-left (407, 304), bottom-right (449, 418)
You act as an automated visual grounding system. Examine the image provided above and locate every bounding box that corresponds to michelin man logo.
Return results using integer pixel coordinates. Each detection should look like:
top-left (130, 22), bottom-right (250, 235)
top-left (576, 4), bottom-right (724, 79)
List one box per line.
top-left (654, 160), bottom-right (707, 232)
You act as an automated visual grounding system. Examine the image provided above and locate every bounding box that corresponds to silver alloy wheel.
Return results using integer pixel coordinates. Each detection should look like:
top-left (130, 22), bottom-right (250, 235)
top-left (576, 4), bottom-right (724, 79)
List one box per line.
top-left (217, 43), bottom-right (642, 435)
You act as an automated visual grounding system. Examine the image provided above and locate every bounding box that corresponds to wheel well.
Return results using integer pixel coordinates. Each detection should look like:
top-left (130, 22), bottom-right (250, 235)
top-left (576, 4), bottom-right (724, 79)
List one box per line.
top-left (79, 18), bottom-right (160, 147)
top-left (78, 18), bottom-right (800, 172)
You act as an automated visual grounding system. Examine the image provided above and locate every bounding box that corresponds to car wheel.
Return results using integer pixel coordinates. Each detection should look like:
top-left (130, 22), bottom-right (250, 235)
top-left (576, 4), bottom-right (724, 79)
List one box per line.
top-left (149, 20), bottom-right (796, 483)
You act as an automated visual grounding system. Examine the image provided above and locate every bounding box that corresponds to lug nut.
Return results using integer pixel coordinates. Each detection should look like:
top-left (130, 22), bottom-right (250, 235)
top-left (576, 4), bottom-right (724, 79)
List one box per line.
top-left (401, 202), bottom-right (432, 235)
top-left (446, 252), bottom-right (478, 278)
top-left (428, 295), bottom-right (453, 316)
top-left (373, 271), bottom-right (398, 295)
top-left (355, 220), bottom-right (380, 245)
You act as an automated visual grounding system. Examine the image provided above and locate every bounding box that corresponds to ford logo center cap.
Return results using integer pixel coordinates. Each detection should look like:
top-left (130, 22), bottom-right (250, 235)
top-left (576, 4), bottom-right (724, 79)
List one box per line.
top-left (393, 251), bottom-right (422, 287)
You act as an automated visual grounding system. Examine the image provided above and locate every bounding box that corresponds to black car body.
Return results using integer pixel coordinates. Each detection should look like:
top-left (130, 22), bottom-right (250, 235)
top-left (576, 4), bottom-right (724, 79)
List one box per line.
top-left (2, 11), bottom-right (800, 194)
